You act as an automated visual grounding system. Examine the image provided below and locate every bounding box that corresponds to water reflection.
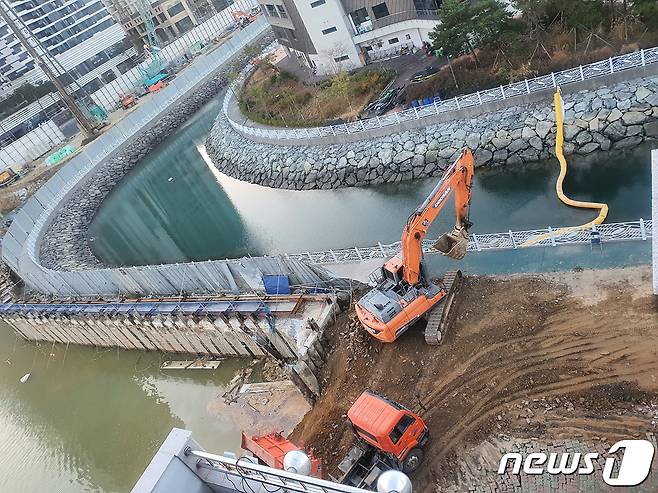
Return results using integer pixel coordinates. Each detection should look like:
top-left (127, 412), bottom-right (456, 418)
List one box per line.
top-left (89, 97), bottom-right (653, 268)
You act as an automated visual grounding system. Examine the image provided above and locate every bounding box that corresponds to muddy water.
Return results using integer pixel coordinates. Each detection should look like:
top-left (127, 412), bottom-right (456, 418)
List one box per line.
top-left (89, 96), bottom-right (653, 268)
top-left (0, 322), bottom-right (252, 492)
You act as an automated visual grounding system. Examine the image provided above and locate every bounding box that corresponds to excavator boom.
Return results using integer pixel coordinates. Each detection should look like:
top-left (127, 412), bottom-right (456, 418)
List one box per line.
top-left (355, 149), bottom-right (475, 344)
top-left (401, 150), bottom-right (474, 285)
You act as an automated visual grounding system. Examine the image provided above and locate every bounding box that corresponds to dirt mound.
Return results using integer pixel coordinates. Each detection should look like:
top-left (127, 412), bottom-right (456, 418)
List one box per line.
top-left (291, 268), bottom-right (658, 491)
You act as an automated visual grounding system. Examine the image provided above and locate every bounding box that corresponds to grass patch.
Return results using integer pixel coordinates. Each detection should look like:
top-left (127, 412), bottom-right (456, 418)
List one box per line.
top-left (239, 65), bottom-right (394, 127)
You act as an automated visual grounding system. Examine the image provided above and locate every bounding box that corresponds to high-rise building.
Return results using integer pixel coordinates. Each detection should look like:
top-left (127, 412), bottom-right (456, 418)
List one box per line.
top-left (102, 0), bottom-right (210, 46)
top-left (0, 0), bottom-right (137, 97)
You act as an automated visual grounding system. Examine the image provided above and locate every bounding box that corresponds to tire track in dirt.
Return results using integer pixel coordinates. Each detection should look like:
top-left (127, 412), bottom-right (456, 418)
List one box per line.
top-left (292, 270), bottom-right (658, 492)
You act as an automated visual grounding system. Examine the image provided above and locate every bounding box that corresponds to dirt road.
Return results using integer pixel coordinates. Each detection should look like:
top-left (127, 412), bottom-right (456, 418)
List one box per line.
top-left (290, 266), bottom-right (658, 491)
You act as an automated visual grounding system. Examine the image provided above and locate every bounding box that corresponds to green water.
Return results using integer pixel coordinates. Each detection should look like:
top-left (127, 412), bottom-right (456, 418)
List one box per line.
top-left (89, 96), bottom-right (654, 272)
top-left (0, 323), bottom-right (251, 492)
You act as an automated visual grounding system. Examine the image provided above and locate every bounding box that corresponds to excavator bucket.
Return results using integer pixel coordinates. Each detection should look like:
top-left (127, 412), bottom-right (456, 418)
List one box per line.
top-left (433, 227), bottom-right (469, 260)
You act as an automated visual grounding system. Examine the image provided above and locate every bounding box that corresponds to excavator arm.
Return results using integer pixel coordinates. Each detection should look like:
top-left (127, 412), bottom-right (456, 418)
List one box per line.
top-left (401, 149), bottom-right (474, 285)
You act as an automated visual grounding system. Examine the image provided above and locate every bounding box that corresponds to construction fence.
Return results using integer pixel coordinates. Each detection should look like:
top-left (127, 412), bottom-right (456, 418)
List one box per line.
top-left (0, 0), bottom-right (259, 169)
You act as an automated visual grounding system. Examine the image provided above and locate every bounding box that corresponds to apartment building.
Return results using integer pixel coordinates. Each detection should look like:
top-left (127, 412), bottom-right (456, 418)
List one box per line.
top-left (259, 0), bottom-right (441, 74)
top-left (102, 0), bottom-right (211, 45)
top-left (0, 0), bottom-right (136, 93)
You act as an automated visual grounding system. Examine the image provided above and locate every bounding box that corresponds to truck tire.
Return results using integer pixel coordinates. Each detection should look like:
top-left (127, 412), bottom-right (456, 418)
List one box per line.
top-left (402, 447), bottom-right (424, 473)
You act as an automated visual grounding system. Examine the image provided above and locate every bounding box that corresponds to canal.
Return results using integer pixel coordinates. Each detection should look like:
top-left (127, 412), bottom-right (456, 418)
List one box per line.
top-left (89, 96), bottom-right (654, 271)
top-left (0, 323), bottom-right (252, 493)
top-left (18, 96), bottom-right (651, 492)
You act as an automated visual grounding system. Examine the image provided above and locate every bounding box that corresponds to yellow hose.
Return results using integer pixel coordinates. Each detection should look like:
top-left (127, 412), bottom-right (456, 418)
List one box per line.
top-left (522, 88), bottom-right (608, 246)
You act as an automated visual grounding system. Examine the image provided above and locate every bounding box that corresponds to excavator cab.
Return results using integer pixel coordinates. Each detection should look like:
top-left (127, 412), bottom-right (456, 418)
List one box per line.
top-left (356, 149), bottom-right (474, 344)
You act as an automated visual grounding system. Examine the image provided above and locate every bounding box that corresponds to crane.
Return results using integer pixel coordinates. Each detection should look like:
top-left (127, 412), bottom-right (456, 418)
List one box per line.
top-left (136, 0), bottom-right (168, 87)
top-left (355, 149), bottom-right (475, 344)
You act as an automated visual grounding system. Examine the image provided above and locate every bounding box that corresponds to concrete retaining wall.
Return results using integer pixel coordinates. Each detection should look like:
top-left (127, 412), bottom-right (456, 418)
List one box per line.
top-left (205, 70), bottom-right (658, 190)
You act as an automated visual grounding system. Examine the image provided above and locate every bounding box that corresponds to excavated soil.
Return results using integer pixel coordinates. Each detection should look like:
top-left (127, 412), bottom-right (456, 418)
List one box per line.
top-left (290, 266), bottom-right (658, 491)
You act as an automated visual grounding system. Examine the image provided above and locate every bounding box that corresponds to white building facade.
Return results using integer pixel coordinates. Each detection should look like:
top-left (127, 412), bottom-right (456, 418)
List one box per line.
top-left (259, 0), bottom-right (440, 75)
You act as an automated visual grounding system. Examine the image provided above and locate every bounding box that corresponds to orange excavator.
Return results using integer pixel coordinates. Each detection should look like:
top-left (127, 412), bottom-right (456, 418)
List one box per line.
top-left (355, 149), bottom-right (475, 344)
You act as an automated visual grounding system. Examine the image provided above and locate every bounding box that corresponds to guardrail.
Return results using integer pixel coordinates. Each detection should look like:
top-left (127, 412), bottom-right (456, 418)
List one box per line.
top-left (1, 18), bottom-right (281, 297)
top-left (225, 46), bottom-right (658, 141)
top-left (285, 220), bottom-right (652, 265)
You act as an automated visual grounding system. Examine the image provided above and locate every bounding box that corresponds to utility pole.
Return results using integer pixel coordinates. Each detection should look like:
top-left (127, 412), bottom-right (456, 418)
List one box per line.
top-left (0, 0), bottom-right (97, 140)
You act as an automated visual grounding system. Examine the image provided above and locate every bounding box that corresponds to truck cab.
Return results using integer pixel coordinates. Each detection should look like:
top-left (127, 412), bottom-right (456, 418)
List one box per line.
top-left (347, 391), bottom-right (429, 473)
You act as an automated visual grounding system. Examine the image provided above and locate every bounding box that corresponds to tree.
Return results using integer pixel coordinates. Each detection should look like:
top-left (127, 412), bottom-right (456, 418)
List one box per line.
top-left (243, 43), bottom-right (262, 62)
top-left (429, 0), bottom-right (513, 65)
top-left (631, 0), bottom-right (658, 30)
top-left (330, 71), bottom-right (355, 113)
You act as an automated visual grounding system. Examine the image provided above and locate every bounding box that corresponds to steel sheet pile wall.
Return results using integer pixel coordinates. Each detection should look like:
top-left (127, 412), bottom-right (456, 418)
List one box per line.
top-left (2, 295), bottom-right (337, 398)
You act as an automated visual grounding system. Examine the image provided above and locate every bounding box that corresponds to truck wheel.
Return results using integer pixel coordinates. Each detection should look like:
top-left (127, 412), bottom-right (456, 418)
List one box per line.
top-left (402, 448), bottom-right (424, 473)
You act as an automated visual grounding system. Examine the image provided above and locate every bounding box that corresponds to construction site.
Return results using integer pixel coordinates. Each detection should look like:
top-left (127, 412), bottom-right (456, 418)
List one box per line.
top-left (1, 1), bottom-right (658, 491)
top-left (289, 266), bottom-right (658, 491)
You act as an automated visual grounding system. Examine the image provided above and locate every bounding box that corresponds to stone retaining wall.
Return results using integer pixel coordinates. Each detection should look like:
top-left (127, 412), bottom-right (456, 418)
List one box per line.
top-left (206, 76), bottom-right (658, 190)
top-left (38, 33), bottom-right (275, 271)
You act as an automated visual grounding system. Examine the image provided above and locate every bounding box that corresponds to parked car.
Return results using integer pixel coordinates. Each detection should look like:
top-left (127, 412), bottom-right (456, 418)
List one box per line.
top-left (410, 66), bottom-right (439, 84)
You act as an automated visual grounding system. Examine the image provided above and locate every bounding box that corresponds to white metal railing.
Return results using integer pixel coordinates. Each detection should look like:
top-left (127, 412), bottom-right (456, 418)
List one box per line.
top-left (225, 46), bottom-right (658, 141)
top-left (186, 449), bottom-right (370, 493)
top-left (284, 220), bottom-right (652, 265)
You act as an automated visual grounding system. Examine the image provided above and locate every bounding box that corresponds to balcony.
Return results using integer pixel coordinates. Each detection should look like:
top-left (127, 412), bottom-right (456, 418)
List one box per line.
top-left (350, 9), bottom-right (439, 37)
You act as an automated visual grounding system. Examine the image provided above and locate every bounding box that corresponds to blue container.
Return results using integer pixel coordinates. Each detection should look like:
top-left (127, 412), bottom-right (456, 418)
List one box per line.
top-left (263, 275), bottom-right (291, 295)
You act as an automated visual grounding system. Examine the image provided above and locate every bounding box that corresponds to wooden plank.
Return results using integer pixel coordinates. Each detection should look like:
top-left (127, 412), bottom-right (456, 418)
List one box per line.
top-left (7, 316), bottom-right (35, 340)
top-left (160, 359), bottom-right (222, 370)
top-left (153, 317), bottom-right (183, 353)
top-left (34, 315), bottom-right (65, 343)
top-left (163, 317), bottom-right (197, 354)
top-left (91, 317), bottom-right (121, 347)
top-left (23, 315), bottom-right (48, 341)
top-left (175, 318), bottom-right (210, 355)
top-left (122, 318), bottom-right (157, 350)
top-left (127, 317), bottom-right (162, 351)
top-left (75, 317), bottom-right (104, 347)
top-left (227, 316), bottom-right (265, 357)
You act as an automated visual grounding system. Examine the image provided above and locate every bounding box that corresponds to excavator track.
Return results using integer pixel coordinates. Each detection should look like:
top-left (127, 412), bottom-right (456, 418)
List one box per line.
top-left (424, 270), bottom-right (463, 345)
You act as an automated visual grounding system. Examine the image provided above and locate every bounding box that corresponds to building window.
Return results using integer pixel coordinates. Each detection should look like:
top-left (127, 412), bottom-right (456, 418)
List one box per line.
top-left (310, 0), bottom-right (325, 6)
top-left (175, 16), bottom-right (194, 33)
top-left (167, 2), bottom-right (186, 16)
top-left (413, 0), bottom-right (441, 12)
top-left (322, 26), bottom-right (337, 35)
top-left (372, 3), bottom-right (390, 18)
top-left (276, 5), bottom-right (288, 17)
top-left (334, 55), bottom-right (349, 62)
top-left (388, 37), bottom-right (399, 45)
top-left (101, 70), bottom-right (116, 83)
top-left (288, 28), bottom-right (297, 40)
top-left (265, 4), bottom-right (277, 16)
top-left (117, 58), bottom-right (136, 74)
